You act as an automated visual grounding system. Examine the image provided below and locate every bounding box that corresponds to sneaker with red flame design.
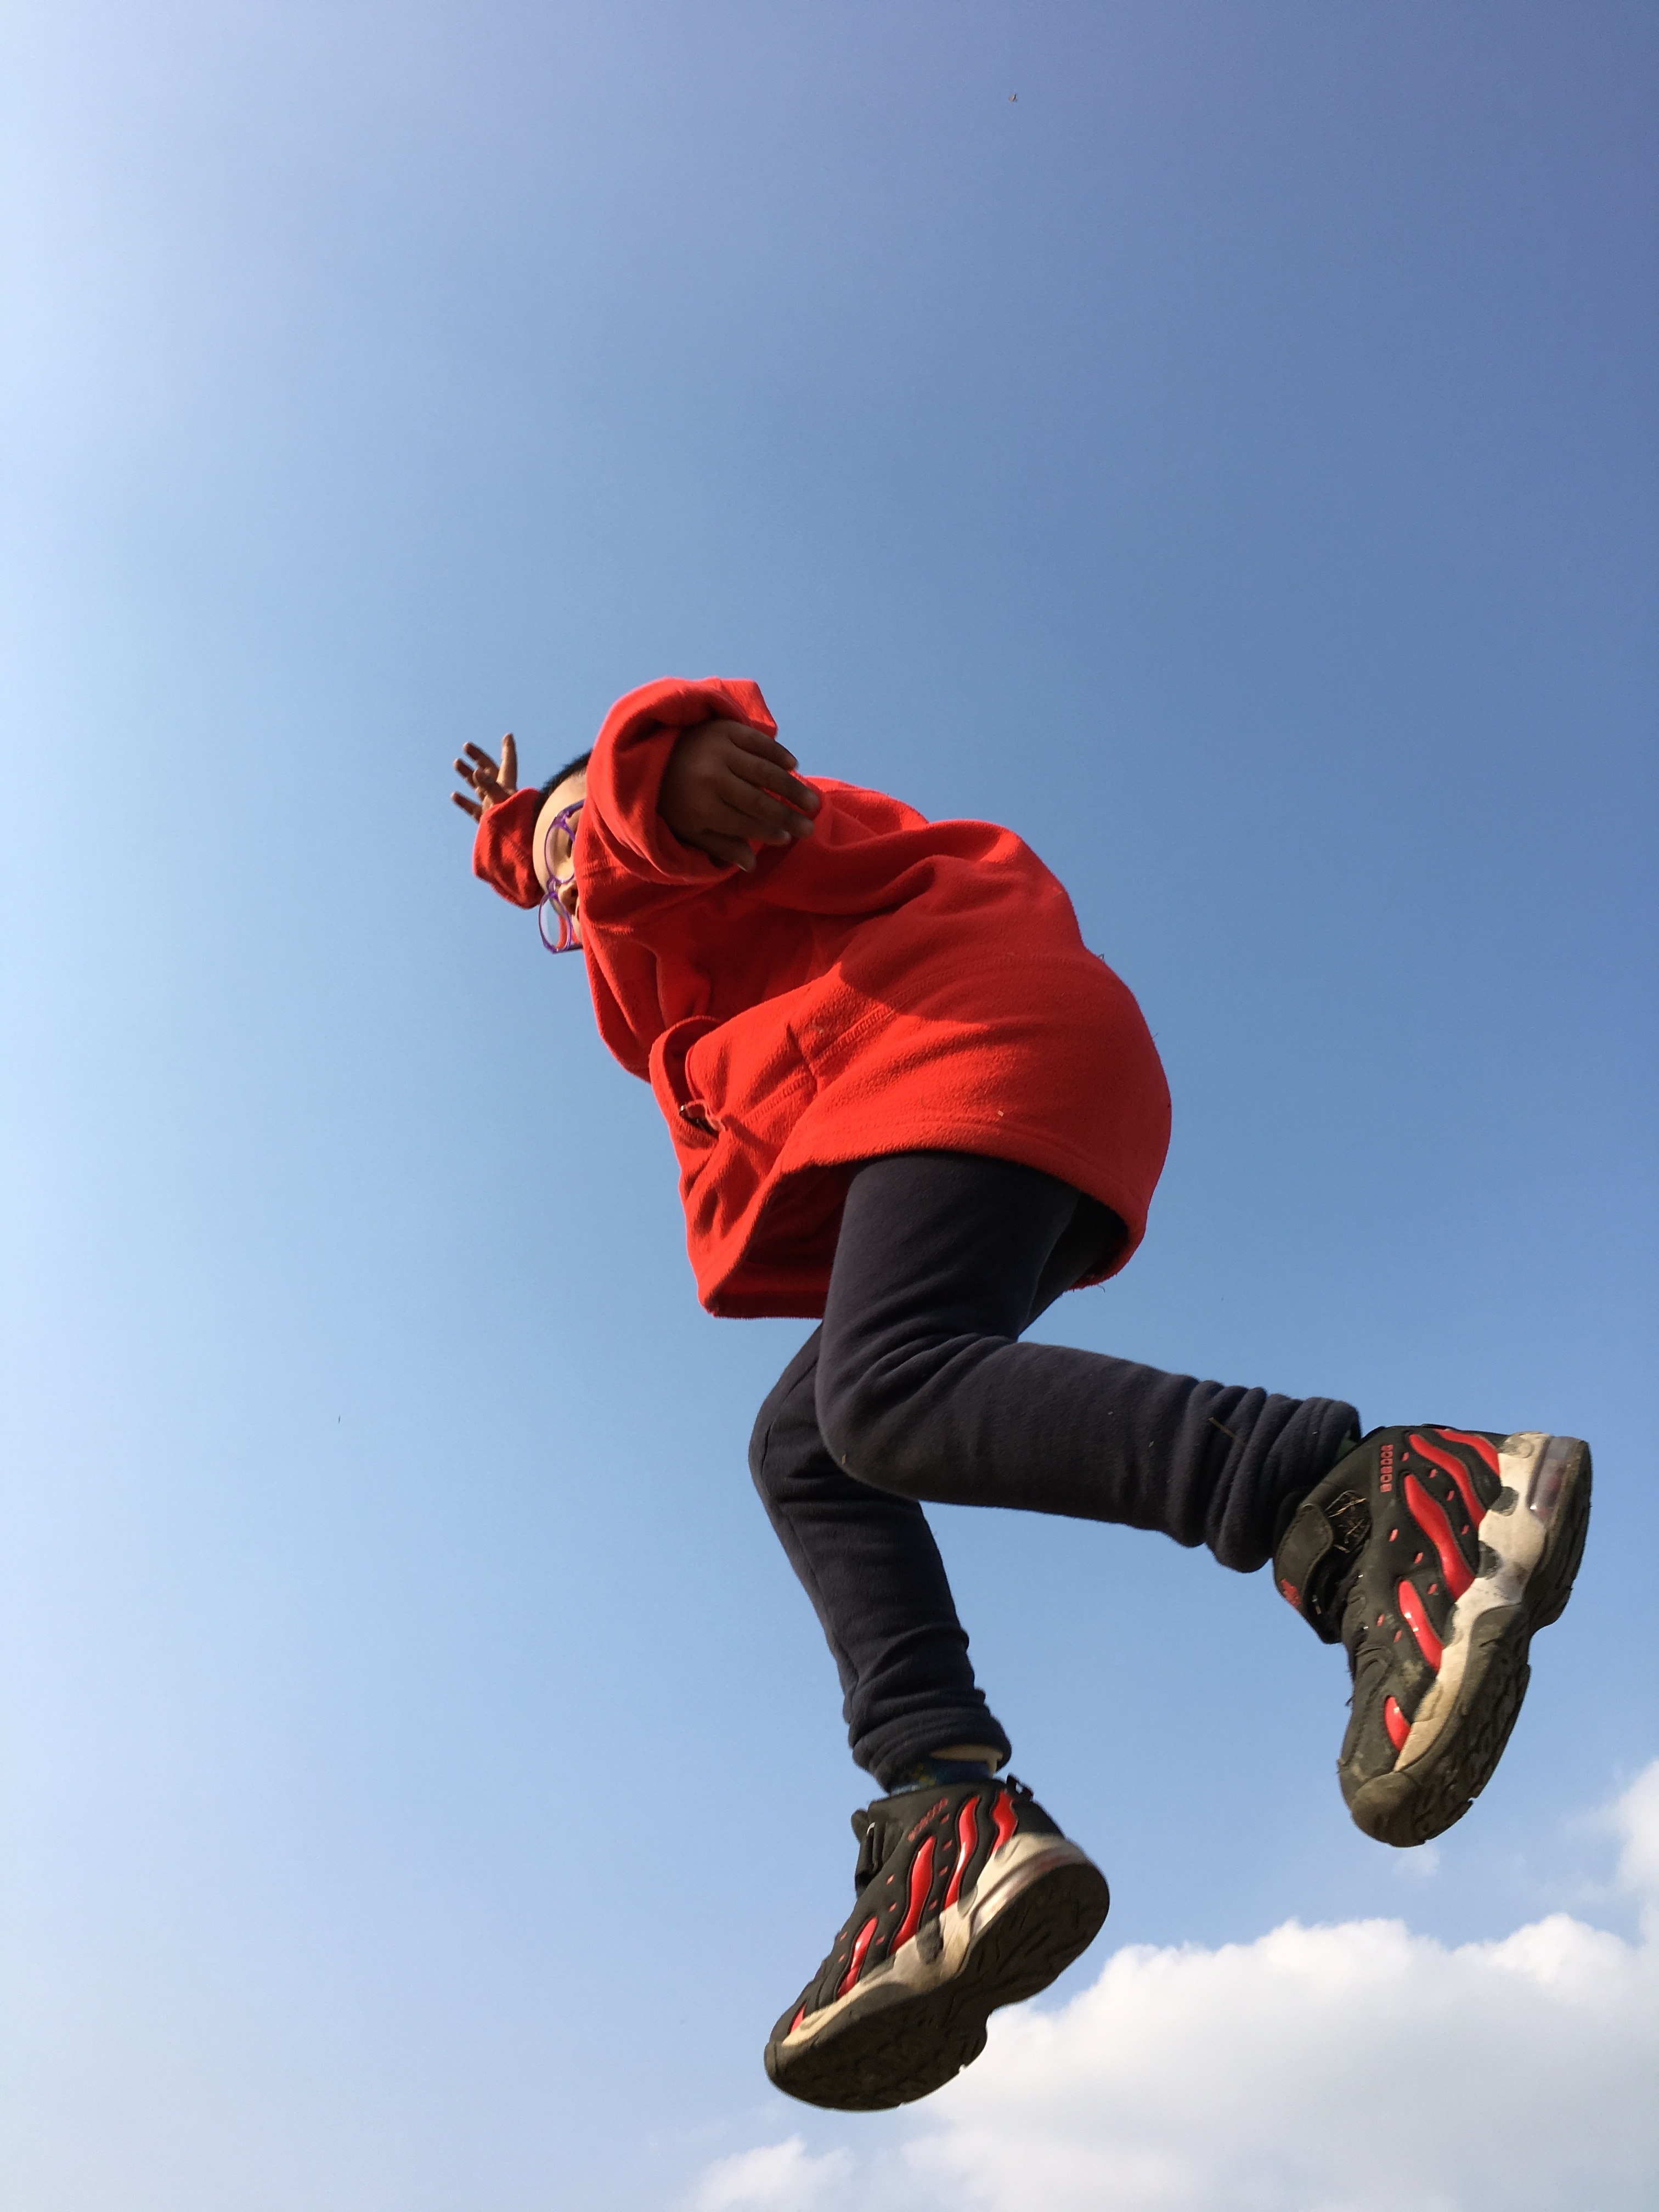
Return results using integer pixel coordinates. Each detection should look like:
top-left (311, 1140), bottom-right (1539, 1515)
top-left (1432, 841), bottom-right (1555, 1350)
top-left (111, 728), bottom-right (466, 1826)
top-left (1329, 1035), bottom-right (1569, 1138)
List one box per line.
top-left (763, 1775), bottom-right (1108, 2111)
top-left (1274, 1426), bottom-right (1592, 1847)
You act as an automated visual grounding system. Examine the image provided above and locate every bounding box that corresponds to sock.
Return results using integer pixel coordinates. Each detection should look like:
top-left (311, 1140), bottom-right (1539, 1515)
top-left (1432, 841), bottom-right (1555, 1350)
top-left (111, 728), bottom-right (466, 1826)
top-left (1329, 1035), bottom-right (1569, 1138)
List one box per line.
top-left (892, 1745), bottom-right (1002, 1791)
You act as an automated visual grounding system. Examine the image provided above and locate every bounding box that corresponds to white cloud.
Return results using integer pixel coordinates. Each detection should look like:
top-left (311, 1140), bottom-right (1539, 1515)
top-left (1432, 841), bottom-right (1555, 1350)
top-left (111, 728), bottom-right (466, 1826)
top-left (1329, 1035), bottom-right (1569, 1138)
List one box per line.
top-left (690, 2135), bottom-right (854, 2211)
top-left (698, 1763), bottom-right (1659, 2212)
top-left (1612, 1759), bottom-right (1659, 1935)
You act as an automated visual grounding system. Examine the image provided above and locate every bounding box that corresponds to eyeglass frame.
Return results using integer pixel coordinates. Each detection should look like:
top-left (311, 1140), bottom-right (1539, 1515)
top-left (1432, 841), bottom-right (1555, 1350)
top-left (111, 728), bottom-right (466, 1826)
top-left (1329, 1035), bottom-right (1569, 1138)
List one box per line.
top-left (537, 800), bottom-right (585, 954)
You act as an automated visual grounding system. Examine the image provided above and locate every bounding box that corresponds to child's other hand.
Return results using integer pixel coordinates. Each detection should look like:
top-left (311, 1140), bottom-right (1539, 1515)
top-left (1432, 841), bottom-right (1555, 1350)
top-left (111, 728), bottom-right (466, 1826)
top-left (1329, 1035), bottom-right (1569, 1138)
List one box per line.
top-left (452, 734), bottom-right (518, 820)
top-left (658, 719), bottom-right (821, 872)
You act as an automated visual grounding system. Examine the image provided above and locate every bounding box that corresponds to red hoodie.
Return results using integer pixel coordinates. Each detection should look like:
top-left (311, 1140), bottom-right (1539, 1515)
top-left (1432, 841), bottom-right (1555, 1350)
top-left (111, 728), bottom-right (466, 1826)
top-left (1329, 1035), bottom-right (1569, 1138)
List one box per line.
top-left (477, 677), bottom-right (1171, 1318)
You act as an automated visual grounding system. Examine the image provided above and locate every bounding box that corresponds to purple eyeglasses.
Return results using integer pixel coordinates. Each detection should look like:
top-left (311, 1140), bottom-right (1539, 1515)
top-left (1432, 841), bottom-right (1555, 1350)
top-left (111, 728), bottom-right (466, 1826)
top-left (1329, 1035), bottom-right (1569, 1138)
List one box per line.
top-left (538, 800), bottom-right (585, 954)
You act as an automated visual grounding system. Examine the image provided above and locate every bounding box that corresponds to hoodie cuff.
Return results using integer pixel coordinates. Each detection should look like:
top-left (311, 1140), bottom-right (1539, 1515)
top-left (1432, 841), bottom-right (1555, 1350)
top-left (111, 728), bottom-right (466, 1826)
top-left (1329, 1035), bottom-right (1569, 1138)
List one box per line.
top-left (471, 787), bottom-right (545, 907)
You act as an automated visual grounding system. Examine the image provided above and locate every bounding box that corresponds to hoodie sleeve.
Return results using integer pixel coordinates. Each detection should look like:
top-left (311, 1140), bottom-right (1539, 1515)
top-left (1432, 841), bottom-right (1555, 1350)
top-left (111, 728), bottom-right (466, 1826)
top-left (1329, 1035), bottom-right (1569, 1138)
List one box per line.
top-left (471, 785), bottom-right (546, 907)
top-left (583, 676), bottom-right (778, 889)
top-left (469, 674), bottom-right (777, 912)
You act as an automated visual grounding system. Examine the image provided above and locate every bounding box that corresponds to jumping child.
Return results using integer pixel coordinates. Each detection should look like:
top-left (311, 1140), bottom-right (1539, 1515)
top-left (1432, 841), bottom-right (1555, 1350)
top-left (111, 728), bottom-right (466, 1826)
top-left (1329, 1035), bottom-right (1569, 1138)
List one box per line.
top-left (452, 675), bottom-right (1590, 2113)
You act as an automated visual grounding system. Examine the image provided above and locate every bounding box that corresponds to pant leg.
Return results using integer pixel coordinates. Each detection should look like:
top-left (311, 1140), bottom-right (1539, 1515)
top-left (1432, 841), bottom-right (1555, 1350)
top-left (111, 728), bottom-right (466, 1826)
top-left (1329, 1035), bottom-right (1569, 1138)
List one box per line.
top-left (749, 1330), bottom-right (1013, 1787)
top-left (816, 1153), bottom-right (1358, 1570)
top-left (751, 1150), bottom-right (1359, 1789)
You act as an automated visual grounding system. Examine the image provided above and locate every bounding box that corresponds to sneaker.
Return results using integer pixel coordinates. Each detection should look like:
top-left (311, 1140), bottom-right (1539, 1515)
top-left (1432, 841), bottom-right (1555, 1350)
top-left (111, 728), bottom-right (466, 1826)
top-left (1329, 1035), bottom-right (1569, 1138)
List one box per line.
top-left (1274, 1427), bottom-right (1592, 1847)
top-left (764, 1774), bottom-right (1109, 2111)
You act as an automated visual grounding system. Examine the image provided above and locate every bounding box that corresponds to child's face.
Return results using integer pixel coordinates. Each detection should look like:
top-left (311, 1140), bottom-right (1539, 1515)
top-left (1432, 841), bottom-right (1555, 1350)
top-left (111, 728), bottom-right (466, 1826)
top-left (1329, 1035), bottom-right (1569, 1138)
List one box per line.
top-left (534, 770), bottom-right (587, 926)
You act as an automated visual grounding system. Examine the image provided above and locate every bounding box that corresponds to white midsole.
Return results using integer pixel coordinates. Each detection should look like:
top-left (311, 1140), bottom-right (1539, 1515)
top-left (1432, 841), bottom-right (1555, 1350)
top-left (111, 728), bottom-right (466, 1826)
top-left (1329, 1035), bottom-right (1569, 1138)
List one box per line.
top-left (777, 1833), bottom-right (1093, 2053)
top-left (1396, 1431), bottom-right (1571, 1771)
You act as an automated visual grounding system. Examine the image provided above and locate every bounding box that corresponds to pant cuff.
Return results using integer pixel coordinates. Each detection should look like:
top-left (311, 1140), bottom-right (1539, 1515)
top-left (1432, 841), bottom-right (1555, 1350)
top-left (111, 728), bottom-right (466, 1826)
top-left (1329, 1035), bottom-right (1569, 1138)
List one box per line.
top-left (1259, 1395), bottom-right (1363, 1567)
top-left (855, 1709), bottom-right (1014, 1795)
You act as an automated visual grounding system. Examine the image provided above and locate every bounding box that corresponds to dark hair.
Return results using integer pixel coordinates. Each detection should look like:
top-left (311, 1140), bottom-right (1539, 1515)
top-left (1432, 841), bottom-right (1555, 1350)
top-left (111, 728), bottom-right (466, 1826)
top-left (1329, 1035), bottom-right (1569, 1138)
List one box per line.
top-left (540, 750), bottom-right (592, 800)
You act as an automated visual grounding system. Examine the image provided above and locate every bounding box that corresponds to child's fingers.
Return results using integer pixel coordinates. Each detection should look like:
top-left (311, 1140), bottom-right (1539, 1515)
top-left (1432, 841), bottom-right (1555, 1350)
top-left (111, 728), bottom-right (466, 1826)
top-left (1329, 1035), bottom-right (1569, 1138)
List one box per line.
top-left (723, 721), bottom-right (797, 764)
top-left (727, 725), bottom-right (810, 782)
top-left (459, 740), bottom-right (515, 796)
top-left (721, 748), bottom-right (816, 808)
top-left (670, 815), bottom-right (757, 870)
top-left (450, 790), bottom-right (482, 820)
top-left (455, 752), bottom-right (495, 791)
top-left (698, 831), bottom-right (758, 871)
top-left (724, 738), bottom-right (820, 817)
top-left (459, 760), bottom-right (509, 803)
top-left (716, 769), bottom-right (814, 840)
top-left (727, 752), bottom-right (820, 819)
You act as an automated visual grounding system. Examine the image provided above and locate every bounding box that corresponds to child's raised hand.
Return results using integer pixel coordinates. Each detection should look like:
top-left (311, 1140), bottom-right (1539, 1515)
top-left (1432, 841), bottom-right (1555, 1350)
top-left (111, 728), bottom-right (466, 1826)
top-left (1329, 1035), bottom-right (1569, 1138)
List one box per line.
top-left (452, 733), bottom-right (518, 821)
top-left (658, 719), bottom-right (821, 872)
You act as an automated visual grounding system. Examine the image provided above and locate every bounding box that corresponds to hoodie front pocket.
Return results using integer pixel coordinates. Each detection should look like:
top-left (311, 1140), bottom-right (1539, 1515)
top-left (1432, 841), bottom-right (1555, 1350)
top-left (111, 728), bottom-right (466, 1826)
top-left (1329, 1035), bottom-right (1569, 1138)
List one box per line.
top-left (650, 1016), bottom-right (724, 1145)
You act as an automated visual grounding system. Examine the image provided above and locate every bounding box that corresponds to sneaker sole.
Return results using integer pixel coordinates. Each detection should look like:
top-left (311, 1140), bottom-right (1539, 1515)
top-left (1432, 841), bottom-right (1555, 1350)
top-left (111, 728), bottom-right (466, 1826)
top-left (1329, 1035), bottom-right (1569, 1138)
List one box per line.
top-left (763, 1833), bottom-right (1109, 2112)
top-left (1347, 1432), bottom-right (1591, 1848)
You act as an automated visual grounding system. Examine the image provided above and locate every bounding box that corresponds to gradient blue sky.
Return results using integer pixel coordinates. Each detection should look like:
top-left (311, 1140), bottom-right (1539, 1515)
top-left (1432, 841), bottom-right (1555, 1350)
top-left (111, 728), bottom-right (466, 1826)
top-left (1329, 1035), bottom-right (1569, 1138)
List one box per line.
top-left (3, 5), bottom-right (1655, 2208)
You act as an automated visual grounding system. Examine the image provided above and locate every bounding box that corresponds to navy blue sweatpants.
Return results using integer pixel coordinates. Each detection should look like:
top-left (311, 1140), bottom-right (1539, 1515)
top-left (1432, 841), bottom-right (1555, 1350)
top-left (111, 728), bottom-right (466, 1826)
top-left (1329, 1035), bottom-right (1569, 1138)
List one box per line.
top-left (748, 1152), bottom-right (1358, 1789)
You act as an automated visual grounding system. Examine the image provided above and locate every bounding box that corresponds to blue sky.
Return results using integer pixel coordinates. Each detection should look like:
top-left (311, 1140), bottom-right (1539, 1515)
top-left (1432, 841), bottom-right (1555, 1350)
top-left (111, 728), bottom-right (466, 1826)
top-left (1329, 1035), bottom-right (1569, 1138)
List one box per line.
top-left (3, 4), bottom-right (1655, 2207)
